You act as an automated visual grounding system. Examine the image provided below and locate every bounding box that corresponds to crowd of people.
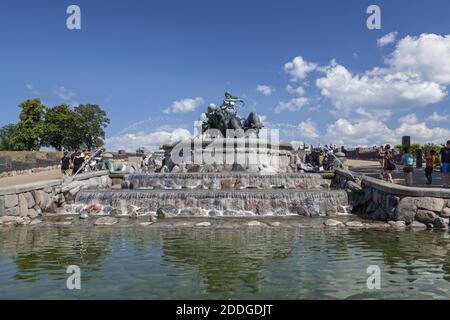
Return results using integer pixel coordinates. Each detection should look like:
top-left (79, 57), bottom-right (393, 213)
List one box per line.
top-left (379, 140), bottom-right (450, 188)
top-left (60, 149), bottom-right (104, 176)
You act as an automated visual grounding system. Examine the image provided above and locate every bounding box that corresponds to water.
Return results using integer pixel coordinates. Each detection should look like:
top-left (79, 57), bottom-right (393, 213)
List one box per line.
top-left (1, 220), bottom-right (450, 299)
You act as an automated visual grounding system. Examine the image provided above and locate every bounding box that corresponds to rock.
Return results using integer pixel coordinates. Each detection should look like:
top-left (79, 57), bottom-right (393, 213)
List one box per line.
top-left (29, 219), bottom-right (42, 226)
top-left (5, 207), bottom-right (19, 216)
top-left (94, 217), bottom-right (118, 226)
top-left (364, 222), bottom-right (391, 230)
top-left (126, 205), bottom-right (140, 217)
top-left (80, 213), bottom-right (89, 219)
top-left (324, 219), bottom-right (343, 227)
top-left (440, 207), bottom-right (450, 218)
top-left (173, 221), bottom-right (195, 228)
top-left (345, 221), bottom-right (365, 228)
top-left (171, 165), bottom-right (181, 173)
top-left (23, 192), bottom-right (35, 209)
top-left (222, 178), bottom-right (238, 190)
top-left (81, 203), bottom-right (103, 214)
top-left (4, 194), bottom-right (18, 208)
top-left (28, 208), bottom-right (39, 218)
top-left (18, 194), bottom-right (29, 217)
top-left (410, 221), bottom-right (427, 229)
top-left (139, 222), bottom-right (155, 226)
top-left (179, 207), bottom-right (205, 217)
top-left (157, 205), bottom-right (178, 218)
top-left (416, 197), bottom-right (445, 212)
top-left (0, 196), bottom-right (4, 215)
top-left (33, 191), bottom-right (51, 211)
top-left (246, 220), bottom-right (265, 227)
top-left (388, 221), bottom-right (406, 228)
top-left (208, 209), bottom-right (221, 217)
top-left (395, 197), bottom-right (418, 223)
top-left (195, 221), bottom-right (211, 227)
top-left (433, 218), bottom-right (448, 229)
top-left (0, 216), bottom-right (20, 225)
top-left (415, 210), bottom-right (438, 224)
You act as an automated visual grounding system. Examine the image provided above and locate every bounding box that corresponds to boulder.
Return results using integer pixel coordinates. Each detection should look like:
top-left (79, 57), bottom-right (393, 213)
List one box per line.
top-left (433, 218), bottom-right (448, 229)
top-left (364, 222), bottom-right (391, 230)
top-left (324, 219), bottom-right (343, 227)
top-left (139, 222), bottom-right (155, 227)
top-left (246, 220), bottom-right (265, 227)
top-left (345, 221), bottom-right (365, 228)
top-left (28, 208), bottom-right (39, 218)
top-left (388, 221), bottom-right (406, 228)
top-left (195, 221), bottom-right (211, 227)
top-left (415, 210), bottom-right (438, 224)
top-left (23, 192), bottom-right (35, 209)
top-left (18, 194), bottom-right (28, 217)
top-left (416, 197), bottom-right (445, 212)
top-left (440, 207), bottom-right (450, 218)
top-left (410, 221), bottom-right (427, 229)
top-left (395, 197), bottom-right (418, 223)
top-left (94, 217), bottom-right (118, 226)
top-left (5, 206), bottom-right (19, 216)
top-left (4, 194), bottom-right (18, 209)
top-left (157, 205), bottom-right (178, 218)
top-left (179, 207), bottom-right (205, 217)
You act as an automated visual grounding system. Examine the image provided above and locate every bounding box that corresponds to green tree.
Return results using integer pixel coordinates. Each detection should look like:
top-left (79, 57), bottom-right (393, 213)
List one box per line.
top-left (74, 104), bottom-right (110, 150)
top-left (12, 99), bottom-right (46, 151)
top-left (0, 124), bottom-right (18, 151)
top-left (41, 104), bottom-right (82, 151)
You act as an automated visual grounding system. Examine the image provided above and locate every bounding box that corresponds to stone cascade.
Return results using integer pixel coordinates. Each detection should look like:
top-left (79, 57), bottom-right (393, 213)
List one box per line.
top-left (75, 187), bottom-right (348, 217)
top-left (123, 172), bottom-right (330, 191)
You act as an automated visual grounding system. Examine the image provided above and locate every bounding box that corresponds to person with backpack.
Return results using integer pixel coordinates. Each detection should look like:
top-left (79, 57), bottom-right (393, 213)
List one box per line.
top-left (60, 151), bottom-right (71, 176)
top-left (440, 140), bottom-right (450, 188)
top-left (401, 147), bottom-right (414, 186)
top-left (425, 150), bottom-right (436, 185)
top-left (383, 145), bottom-right (395, 183)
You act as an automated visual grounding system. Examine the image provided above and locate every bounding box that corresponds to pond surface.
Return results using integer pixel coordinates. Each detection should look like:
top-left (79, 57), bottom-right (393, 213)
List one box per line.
top-left (1, 219), bottom-right (450, 299)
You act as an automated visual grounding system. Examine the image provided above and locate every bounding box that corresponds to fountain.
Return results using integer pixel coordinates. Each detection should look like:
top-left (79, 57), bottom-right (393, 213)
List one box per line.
top-left (74, 92), bottom-right (348, 217)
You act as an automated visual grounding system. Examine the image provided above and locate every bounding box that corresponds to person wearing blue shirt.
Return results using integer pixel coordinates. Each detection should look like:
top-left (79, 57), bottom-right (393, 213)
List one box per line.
top-left (440, 140), bottom-right (450, 188)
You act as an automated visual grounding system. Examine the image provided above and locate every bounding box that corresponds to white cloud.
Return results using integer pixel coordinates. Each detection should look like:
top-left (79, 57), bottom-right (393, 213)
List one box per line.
top-left (105, 128), bottom-right (192, 152)
top-left (325, 117), bottom-right (450, 147)
top-left (426, 111), bottom-right (448, 122)
top-left (377, 32), bottom-right (398, 47)
top-left (274, 97), bottom-right (308, 113)
top-left (286, 85), bottom-right (305, 96)
top-left (298, 119), bottom-right (319, 140)
top-left (284, 56), bottom-right (317, 82)
top-left (316, 60), bottom-right (446, 115)
top-left (398, 113), bottom-right (418, 124)
top-left (255, 85), bottom-right (273, 95)
top-left (25, 84), bottom-right (40, 95)
top-left (164, 97), bottom-right (204, 114)
top-left (387, 33), bottom-right (450, 85)
top-left (54, 86), bottom-right (77, 104)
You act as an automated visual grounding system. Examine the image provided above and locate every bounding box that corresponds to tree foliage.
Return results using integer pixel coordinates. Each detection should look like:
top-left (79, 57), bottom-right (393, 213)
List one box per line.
top-left (0, 124), bottom-right (18, 151)
top-left (11, 99), bottom-right (46, 151)
top-left (1, 99), bottom-right (110, 151)
top-left (74, 104), bottom-right (110, 150)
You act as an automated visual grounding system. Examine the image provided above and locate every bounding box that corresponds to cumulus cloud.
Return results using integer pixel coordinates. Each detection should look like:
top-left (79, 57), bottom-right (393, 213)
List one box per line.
top-left (286, 85), bottom-right (305, 96)
top-left (255, 85), bottom-right (273, 95)
top-left (298, 119), bottom-right (319, 140)
top-left (316, 60), bottom-right (446, 115)
top-left (398, 113), bottom-right (418, 124)
top-left (105, 128), bottom-right (192, 151)
top-left (377, 31), bottom-right (398, 47)
top-left (164, 97), bottom-right (204, 114)
top-left (274, 97), bottom-right (308, 113)
top-left (387, 33), bottom-right (450, 85)
top-left (426, 111), bottom-right (448, 122)
top-left (325, 118), bottom-right (450, 147)
top-left (284, 56), bottom-right (317, 82)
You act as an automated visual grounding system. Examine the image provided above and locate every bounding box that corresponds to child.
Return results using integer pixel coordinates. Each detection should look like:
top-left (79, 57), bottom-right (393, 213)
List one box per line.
top-left (401, 148), bottom-right (414, 186)
top-left (425, 150), bottom-right (436, 185)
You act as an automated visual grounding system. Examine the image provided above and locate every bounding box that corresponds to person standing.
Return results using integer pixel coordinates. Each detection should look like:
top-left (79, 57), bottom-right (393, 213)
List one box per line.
top-left (425, 150), bottom-right (436, 185)
top-left (61, 151), bottom-right (71, 176)
top-left (440, 140), bottom-right (450, 188)
top-left (401, 147), bottom-right (414, 186)
top-left (383, 145), bottom-right (395, 183)
top-left (378, 146), bottom-right (385, 179)
top-left (72, 152), bottom-right (85, 176)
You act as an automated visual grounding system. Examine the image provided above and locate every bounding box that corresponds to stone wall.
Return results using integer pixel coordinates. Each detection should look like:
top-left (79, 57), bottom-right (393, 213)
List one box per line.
top-left (0, 170), bottom-right (111, 226)
top-left (0, 165), bottom-right (60, 178)
top-left (333, 169), bottom-right (450, 229)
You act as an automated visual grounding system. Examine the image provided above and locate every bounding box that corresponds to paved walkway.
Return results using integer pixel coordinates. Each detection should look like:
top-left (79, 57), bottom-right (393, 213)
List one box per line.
top-left (348, 159), bottom-right (445, 188)
top-left (0, 169), bottom-right (61, 188)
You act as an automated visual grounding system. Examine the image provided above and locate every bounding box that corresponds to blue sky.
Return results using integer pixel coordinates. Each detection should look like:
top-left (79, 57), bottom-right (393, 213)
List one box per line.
top-left (1, 0), bottom-right (450, 150)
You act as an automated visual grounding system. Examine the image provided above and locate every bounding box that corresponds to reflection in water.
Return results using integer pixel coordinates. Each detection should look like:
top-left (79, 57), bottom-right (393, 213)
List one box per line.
top-left (1, 222), bottom-right (450, 299)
